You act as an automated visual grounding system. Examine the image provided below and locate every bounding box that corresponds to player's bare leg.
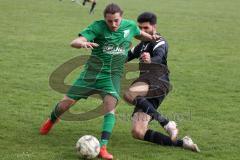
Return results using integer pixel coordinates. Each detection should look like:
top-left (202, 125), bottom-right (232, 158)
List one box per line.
top-left (131, 112), bottom-right (151, 140)
top-left (131, 112), bottom-right (199, 152)
top-left (39, 95), bottom-right (76, 135)
top-left (98, 95), bottom-right (117, 160)
top-left (124, 81), bottom-right (178, 142)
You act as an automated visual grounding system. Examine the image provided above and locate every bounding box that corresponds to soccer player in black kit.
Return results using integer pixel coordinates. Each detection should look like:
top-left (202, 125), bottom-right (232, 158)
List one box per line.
top-left (124, 12), bottom-right (200, 152)
top-left (82, 0), bottom-right (96, 14)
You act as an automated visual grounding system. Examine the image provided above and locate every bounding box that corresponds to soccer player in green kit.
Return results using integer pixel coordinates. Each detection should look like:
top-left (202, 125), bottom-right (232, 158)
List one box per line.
top-left (40, 3), bottom-right (159, 159)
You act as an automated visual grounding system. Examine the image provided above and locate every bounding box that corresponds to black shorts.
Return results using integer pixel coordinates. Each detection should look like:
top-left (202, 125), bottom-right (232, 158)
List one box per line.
top-left (131, 63), bottom-right (171, 117)
top-left (132, 73), bottom-right (171, 98)
top-left (132, 63), bottom-right (171, 98)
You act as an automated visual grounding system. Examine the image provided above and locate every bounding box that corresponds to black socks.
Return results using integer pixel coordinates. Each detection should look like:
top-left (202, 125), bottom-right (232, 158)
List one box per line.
top-left (144, 129), bottom-right (183, 147)
top-left (134, 97), bottom-right (169, 126)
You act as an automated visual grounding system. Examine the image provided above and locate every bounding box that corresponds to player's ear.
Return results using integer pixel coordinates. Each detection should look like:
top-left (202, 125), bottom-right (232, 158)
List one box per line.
top-left (152, 24), bottom-right (157, 30)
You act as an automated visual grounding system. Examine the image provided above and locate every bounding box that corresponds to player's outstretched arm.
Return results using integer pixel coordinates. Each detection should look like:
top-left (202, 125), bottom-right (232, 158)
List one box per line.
top-left (135, 31), bottom-right (160, 42)
top-left (70, 36), bottom-right (99, 49)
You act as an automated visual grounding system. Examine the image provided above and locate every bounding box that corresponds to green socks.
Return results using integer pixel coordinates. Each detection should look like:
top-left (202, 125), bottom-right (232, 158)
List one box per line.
top-left (100, 113), bottom-right (116, 146)
top-left (50, 103), bottom-right (60, 123)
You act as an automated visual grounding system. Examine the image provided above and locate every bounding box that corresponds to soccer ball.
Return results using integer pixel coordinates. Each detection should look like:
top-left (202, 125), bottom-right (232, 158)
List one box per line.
top-left (76, 135), bottom-right (100, 159)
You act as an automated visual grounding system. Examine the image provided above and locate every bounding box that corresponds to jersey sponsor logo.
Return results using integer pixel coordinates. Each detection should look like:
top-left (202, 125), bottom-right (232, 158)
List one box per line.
top-left (123, 29), bottom-right (130, 38)
top-left (102, 41), bottom-right (131, 55)
top-left (103, 44), bottom-right (125, 54)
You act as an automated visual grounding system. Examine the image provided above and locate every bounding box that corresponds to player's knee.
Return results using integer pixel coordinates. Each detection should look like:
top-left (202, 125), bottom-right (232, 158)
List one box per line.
top-left (131, 127), bottom-right (147, 140)
top-left (103, 96), bottom-right (117, 113)
top-left (104, 100), bottom-right (114, 108)
top-left (123, 91), bottom-right (135, 104)
top-left (58, 97), bottom-right (76, 111)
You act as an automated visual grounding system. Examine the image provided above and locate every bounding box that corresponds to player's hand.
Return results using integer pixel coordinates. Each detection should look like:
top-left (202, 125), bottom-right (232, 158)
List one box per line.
top-left (81, 42), bottom-right (99, 49)
top-left (141, 52), bottom-right (151, 63)
top-left (151, 34), bottom-right (161, 41)
top-left (71, 37), bottom-right (99, 49)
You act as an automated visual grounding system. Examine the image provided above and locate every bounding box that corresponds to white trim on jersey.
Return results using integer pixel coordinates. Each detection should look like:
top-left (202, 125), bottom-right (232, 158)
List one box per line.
top-left (130, 47), bottom-right (135, 53)
top-left (153, 41), bottom-right (165, 51)
top-left (143, 43), bottom-right (149, 51)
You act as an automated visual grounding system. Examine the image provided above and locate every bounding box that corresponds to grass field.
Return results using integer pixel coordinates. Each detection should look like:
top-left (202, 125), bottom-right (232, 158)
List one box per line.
top-left (1, 0), bottom-right (240, 159)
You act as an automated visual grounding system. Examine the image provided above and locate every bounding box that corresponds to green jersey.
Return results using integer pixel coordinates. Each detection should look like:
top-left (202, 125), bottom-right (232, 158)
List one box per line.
top-left (67, 19), bottom-right (140, 101)
top-left (80, 19), bottom-right (141, 78)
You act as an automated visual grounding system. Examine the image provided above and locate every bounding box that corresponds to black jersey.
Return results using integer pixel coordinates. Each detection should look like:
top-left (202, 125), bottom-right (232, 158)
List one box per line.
top-left (128, 36), bottom-right (169, 76)
top-left (127, 36), bottom-right (168, 65)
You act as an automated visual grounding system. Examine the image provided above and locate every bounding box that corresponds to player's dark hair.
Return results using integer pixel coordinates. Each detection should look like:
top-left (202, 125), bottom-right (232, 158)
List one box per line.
top-left (104, 3), bottom-right (123, 17)
top-left (137, 12), bottom-right (157, 25)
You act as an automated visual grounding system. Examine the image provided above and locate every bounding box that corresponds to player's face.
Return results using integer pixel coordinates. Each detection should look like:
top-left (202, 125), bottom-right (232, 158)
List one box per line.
top-left (105, 13), bottom-right (122, 31)
top-left (138, 22), bottom-right (156, 35)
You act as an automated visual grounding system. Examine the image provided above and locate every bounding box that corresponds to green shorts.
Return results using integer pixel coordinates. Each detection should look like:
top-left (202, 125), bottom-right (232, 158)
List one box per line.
top-left (66, 71), bottom-right (121, 101)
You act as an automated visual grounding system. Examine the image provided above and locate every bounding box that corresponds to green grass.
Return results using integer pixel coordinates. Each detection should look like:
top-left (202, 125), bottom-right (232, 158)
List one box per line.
top-left (1, 0), bottom-right (240, 159)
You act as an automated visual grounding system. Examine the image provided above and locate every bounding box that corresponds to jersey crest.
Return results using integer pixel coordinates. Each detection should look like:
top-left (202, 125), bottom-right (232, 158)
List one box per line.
top-left (123, 29), bottom-right (130, 38)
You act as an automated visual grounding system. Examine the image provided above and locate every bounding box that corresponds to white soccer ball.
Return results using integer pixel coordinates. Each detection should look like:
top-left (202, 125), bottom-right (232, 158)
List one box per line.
top-left (76, 135), bottom-right (100, 159)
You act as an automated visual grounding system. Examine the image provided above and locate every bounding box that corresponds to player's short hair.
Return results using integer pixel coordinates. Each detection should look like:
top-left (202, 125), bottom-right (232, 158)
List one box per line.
top-left (137, 12), bottom-right (157, 25)
top-left (104, 3), bottom-right (123, 17)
